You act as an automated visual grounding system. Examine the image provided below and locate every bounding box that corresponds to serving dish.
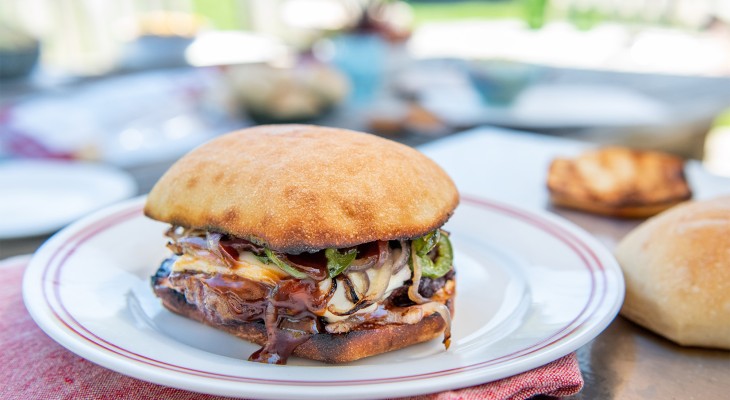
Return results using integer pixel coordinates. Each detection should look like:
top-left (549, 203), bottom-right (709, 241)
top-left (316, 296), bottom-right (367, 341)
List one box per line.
top-left (23, 195), bottom-right (623, 399)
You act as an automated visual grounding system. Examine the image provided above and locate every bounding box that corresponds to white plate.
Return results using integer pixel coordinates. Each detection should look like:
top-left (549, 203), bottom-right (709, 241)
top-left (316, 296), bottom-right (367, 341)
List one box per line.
top-left (23, 195), bottom-right (624, 399)
top-left (0, 160), bottom-right (137, 239)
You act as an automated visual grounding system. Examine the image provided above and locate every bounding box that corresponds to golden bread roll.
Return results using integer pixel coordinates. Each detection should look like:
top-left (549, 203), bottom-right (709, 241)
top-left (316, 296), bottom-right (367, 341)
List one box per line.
top-left (615, 196), bottom-right (730, 349)
top-left (146, 124), bottom-right (459, 253)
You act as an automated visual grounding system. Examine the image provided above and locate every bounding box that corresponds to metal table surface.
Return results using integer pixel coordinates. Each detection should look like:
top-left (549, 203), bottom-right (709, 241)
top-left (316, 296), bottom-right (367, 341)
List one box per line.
top-left (2, 126), bottom-right (730, 399)
top-left (418, 127), bottom-right (730, 399)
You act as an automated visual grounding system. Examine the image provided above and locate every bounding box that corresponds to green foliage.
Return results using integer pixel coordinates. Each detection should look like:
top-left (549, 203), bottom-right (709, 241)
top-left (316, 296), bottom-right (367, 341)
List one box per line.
top-left (408, 1), bottom-right (524, 25)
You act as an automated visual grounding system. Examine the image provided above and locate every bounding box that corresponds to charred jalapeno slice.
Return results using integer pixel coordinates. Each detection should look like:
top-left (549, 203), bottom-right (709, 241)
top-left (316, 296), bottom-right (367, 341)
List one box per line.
top-left (412, 230), bottom-right (453, 278)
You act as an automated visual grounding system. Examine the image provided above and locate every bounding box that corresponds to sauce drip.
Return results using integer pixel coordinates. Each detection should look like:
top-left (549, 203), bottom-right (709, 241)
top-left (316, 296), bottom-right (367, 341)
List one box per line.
top-left (249, 279), bottom-right (328, 364)
top-left (165, 270), bottom-right (332, 364)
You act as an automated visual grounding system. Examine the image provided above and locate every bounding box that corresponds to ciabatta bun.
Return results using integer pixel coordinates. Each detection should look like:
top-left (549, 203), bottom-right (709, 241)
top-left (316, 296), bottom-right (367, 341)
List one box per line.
top-left (145, 124), bottom-right (459, 253)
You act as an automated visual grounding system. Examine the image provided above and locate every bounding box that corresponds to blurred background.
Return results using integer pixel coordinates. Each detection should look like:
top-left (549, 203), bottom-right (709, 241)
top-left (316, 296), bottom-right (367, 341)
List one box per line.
top-left (3, 0), bottom-right (730, 251)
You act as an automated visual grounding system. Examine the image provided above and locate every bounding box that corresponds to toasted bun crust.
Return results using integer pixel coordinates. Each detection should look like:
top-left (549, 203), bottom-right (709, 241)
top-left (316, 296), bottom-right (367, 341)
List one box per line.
top-left (145, 125), bottom-right (459, 253)
top-left (615, 196), bottom-right (730, 349)
top-left (154, 284), bottom-right (452, 363)
top-left (547, 147), bottom-right (692, 218)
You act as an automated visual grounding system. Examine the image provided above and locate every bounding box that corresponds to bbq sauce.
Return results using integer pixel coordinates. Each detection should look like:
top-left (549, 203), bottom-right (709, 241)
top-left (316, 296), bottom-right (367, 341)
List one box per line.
top-left (248, 279), bottom-right (329, 364)
top-left (166, 268), bottom-right (333, 364)
top-left (248, 314), bottom-right (319, 364)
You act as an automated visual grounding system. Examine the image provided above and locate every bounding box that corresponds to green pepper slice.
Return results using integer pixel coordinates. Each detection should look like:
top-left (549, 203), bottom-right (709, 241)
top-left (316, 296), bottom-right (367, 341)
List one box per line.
top-left (413, 230), bottom-right (440, 257)
top-left (254, 253), bottom-right (271, 265)
top-left (263, 248), bottom-right (309, 279)
top-left (325, 248), bottom-right (358, 278)
top-left (414, 231), bottom-right (453, 279)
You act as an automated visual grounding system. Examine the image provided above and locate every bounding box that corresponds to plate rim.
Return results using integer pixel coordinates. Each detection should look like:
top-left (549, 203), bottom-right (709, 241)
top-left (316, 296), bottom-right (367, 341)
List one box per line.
top-left (23, 194), bottom-right (624, 398)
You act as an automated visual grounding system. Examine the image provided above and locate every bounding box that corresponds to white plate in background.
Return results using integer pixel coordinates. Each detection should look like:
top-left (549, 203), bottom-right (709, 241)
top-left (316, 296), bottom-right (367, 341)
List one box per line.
top-left (0, 160), bottom-right (137, 239)
top-left (23, 195), bottom-right (623, 399)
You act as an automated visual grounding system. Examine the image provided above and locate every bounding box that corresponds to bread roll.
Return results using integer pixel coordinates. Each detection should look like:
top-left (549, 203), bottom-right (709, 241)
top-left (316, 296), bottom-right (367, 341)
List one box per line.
top-left (615, 196), bottom-right (730, 348)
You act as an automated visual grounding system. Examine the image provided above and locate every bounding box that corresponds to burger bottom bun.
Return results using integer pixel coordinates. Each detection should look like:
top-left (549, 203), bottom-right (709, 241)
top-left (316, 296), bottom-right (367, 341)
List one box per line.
top-left (154, 285), bottom-right (452, 363)
top-left (615, 196), bottom-right (730, 349)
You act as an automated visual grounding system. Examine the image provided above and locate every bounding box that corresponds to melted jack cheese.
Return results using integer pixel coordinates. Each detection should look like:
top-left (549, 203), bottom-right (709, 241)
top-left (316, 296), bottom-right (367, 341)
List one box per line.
top-left (172, 252), bottom-right (288, 285)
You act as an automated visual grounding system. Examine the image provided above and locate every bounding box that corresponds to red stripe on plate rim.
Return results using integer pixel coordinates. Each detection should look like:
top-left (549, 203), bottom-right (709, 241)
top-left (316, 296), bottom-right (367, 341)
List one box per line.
top-left (39, 195), bottom-right (608, 386)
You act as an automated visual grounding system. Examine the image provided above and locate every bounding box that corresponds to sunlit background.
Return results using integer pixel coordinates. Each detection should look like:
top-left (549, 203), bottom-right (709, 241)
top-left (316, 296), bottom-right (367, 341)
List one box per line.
top-left (2, 0), bottom-right (730, 191)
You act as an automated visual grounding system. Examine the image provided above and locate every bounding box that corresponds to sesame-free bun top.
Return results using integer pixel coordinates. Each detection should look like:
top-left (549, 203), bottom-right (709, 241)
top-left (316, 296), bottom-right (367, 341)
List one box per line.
top-left (615, 196), bottom-right (730, 349)
top-left (145, 125), bottom-right (459, 253)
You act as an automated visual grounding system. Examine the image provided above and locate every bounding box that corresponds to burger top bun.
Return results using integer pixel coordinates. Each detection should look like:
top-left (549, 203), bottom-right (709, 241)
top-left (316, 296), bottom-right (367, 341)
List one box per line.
top-left (145, 124), bottom-right (459, 253)
top-left (615, 196), bottom-right (730, 349)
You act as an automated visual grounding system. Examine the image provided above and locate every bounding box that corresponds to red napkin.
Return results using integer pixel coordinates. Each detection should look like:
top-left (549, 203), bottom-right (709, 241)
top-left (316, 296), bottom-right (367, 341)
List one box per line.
top-left (0, 107), bottom-right (75, 160)
top-left (1, 256), bottom-right (582, 400)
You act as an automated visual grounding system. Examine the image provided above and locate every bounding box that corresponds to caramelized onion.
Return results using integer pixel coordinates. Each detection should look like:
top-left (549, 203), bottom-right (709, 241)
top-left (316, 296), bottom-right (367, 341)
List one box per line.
top-left (421, 301), bottom-right (453, 349)
top-left (317, 278), bottom-right (333, 297)
top-left (220, 237), bottom-right (265, 255)
top-left (341, 275), bottom-right (360, 303)
top-left (392, 241), bottom-right (409, 273)
top-left (326, 300), bottom-right (374, 316)
top-left (325, 314), bottom-right (366, 334)
top-left (206, 232), bottom-right (222, 252)
top-left (408, 242), bottom-right (429, 305)
top-left (406, 242), bottom-right (452, 348)
top-left (326, 243), bottom-right (394, 318)
top-left (174, 235), bottom-right (206, 254)
top-left (376, 241), bottom-right (389, 268)
top-left (324, 303), bottom-right (447, 335)
top-left (165, 226), bottom-right (180, 238)
top-left (346, 240), bottom-right (389, 272)
top-left (280, 254), bottom-right (328, 280)
top-left (378, 306), bottom-right (424, 325)
top-left (346, 255), bottom-right (377, 271)
top-left (205, 232), bottom-right (229, 265)
top-left (348, 271), bottom-right (370, 297)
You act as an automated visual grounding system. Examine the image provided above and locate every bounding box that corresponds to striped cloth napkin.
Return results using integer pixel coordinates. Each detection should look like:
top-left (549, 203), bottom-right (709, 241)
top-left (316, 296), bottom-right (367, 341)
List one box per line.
top-left (1, 256), bottom-right (582, 400)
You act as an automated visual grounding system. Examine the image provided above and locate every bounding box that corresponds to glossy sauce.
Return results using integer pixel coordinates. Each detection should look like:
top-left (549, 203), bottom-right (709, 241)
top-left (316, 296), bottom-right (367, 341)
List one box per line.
top-left (169, 271), bottom-right (334, 364)
top-left (248, 279), bottom-right (330, 364)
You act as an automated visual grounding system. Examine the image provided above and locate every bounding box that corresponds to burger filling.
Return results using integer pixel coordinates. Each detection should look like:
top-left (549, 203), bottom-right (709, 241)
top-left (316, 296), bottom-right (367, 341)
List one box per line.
top-left (152, 227), bottom-right (454, 364)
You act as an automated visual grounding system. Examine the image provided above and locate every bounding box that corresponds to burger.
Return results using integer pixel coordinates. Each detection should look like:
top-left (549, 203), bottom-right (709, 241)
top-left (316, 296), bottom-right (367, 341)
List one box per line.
top-left (145, 124), bottom-right (459, 364)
